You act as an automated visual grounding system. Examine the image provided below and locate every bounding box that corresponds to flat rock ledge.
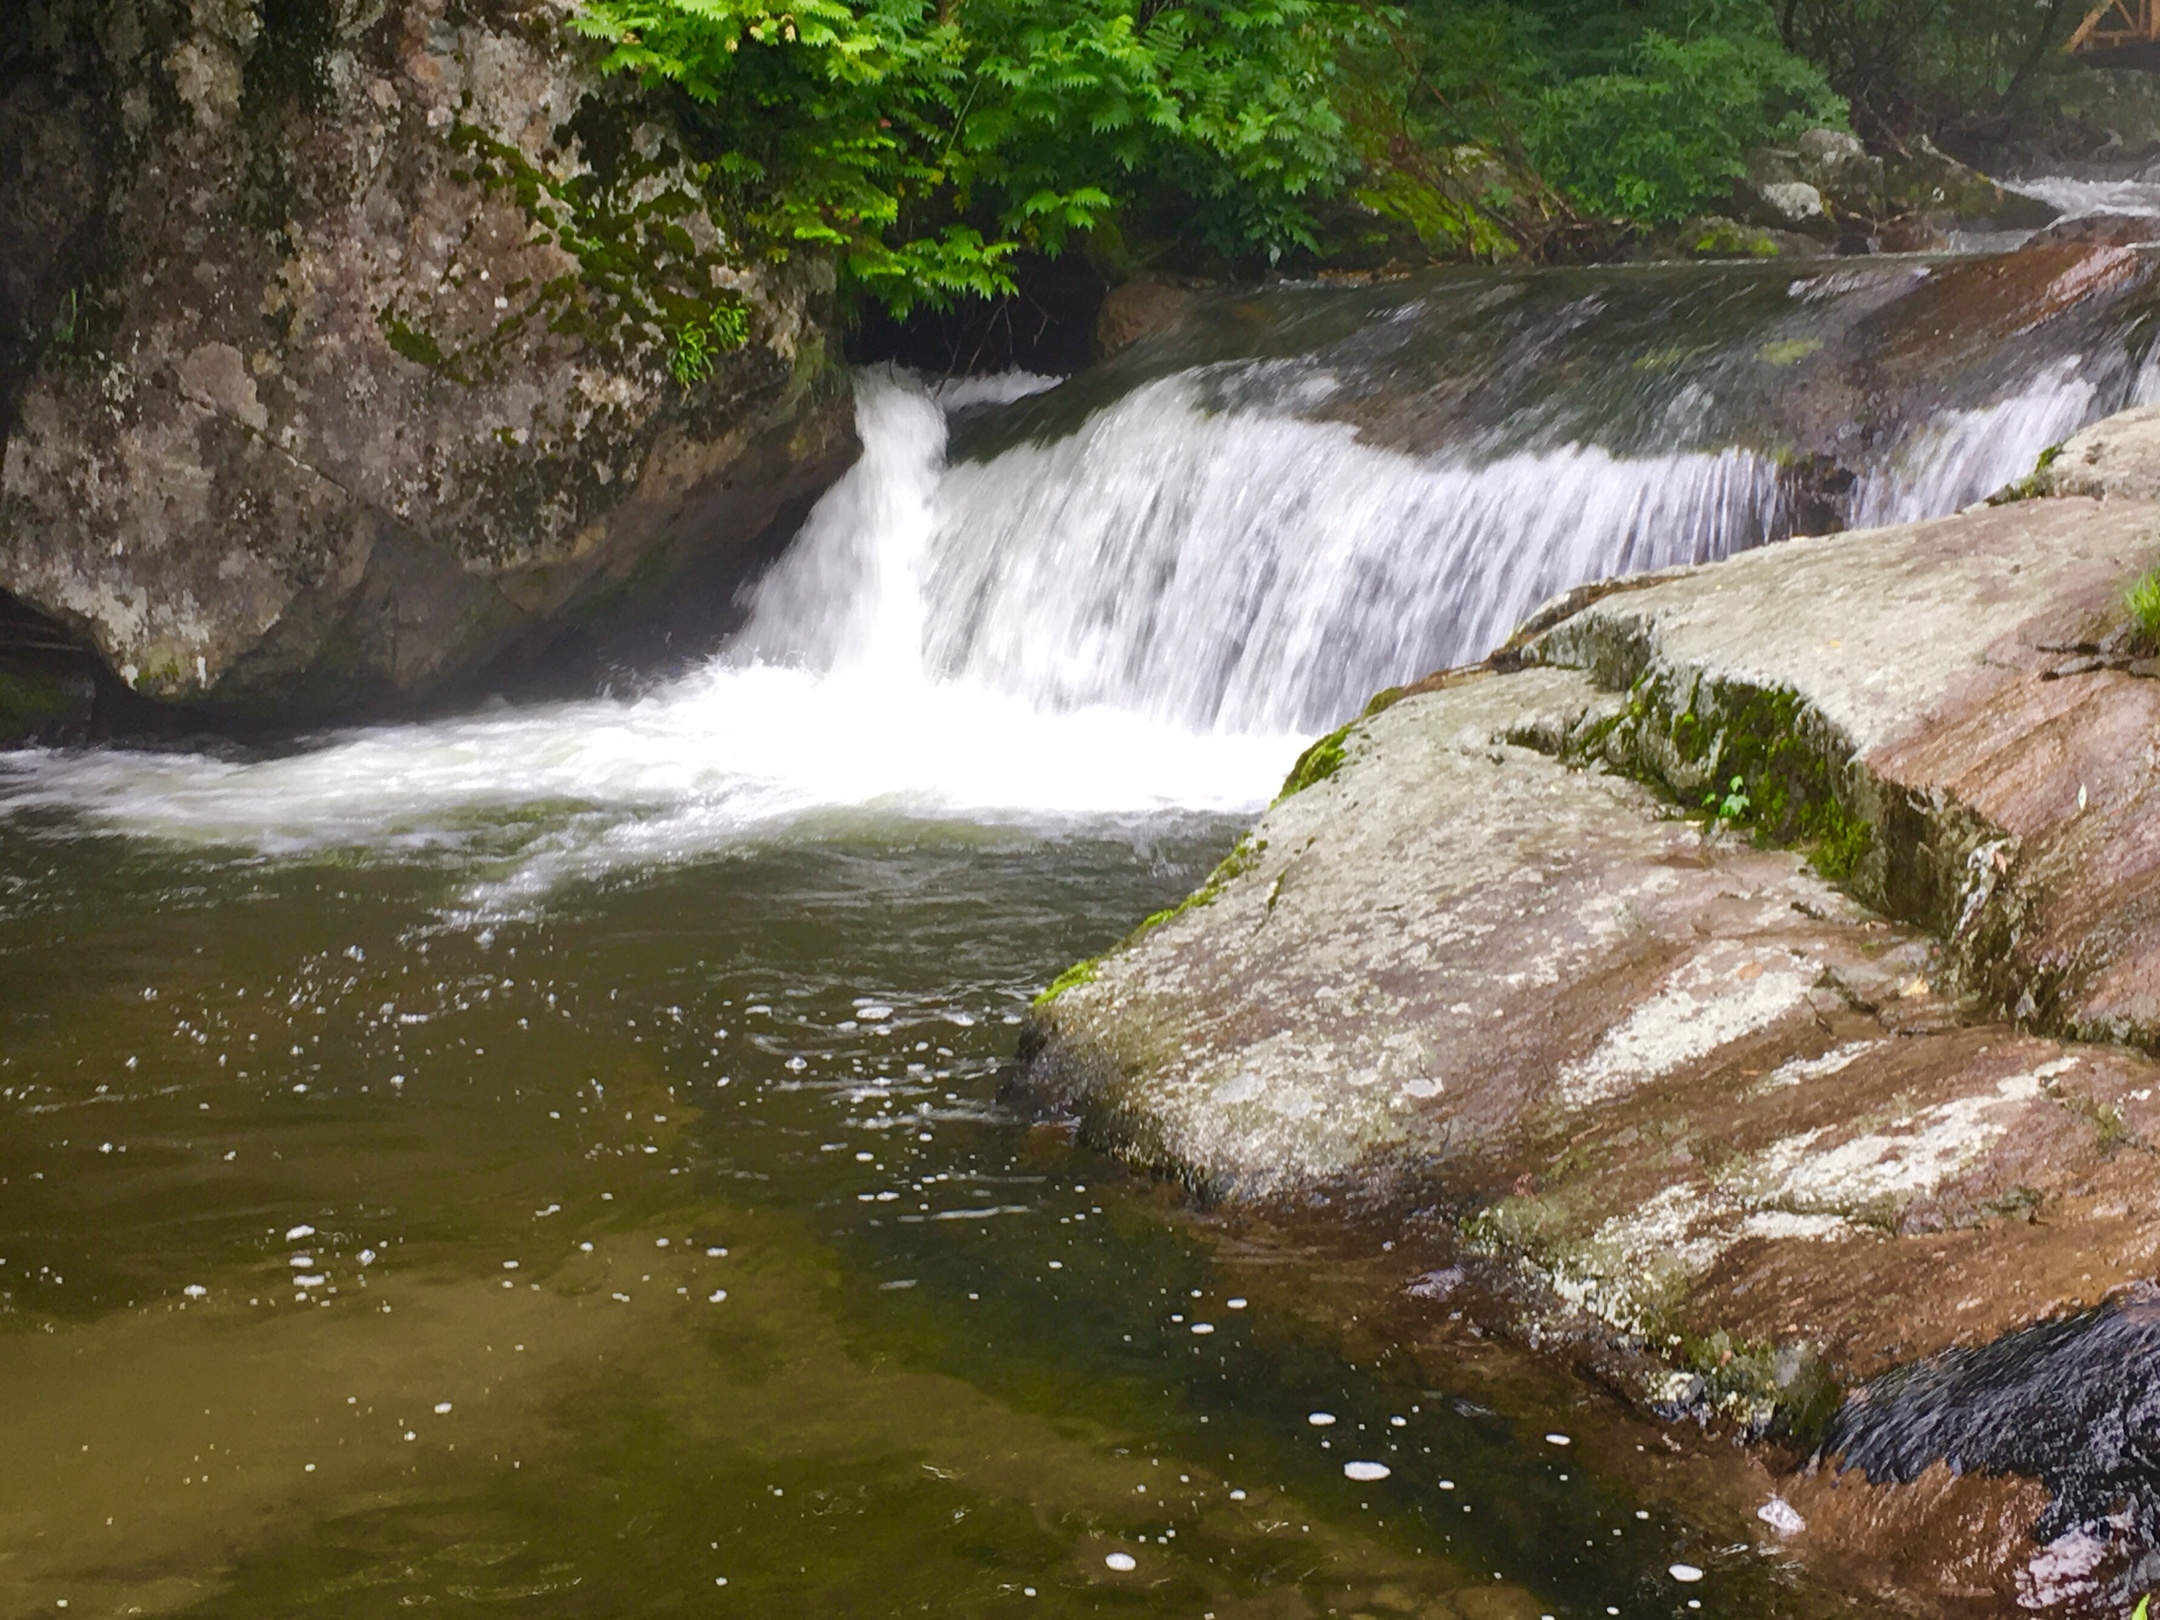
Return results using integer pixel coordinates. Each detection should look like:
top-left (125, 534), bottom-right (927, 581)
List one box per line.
top-left (1012, 482), bottom-right (2160, 1615)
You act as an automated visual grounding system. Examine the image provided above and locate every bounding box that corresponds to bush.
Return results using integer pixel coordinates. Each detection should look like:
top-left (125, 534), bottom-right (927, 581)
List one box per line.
top-left (1528, 23), bottom-right (1846, 222)
top-left (574, 0), bottom-right (1381, 313)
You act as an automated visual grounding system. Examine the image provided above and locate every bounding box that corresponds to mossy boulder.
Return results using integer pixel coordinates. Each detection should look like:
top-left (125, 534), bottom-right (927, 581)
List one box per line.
top-left (0, 0), bottom-right (856, 724)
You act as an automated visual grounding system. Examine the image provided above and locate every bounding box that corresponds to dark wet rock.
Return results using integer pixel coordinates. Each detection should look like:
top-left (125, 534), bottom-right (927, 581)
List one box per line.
top-left (1815, 1289), bottom-right (2160, 1613)
top-left (2036, 211), bottom-right (2160, 247)
top-left (1885, 134), bottom-right (2061, 235)
top-left (1092, 277), bottom-right (1207, 362)
top-left (1745, 128), bottom-right (2057, 247)
top-left (0, 0), bottom-right (855, 725)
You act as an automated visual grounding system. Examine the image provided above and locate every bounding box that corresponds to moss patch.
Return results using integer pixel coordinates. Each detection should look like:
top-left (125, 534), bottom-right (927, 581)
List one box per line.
top-left (1596, 674), bottom-right (1875, 883)
top-left (1987, 442), bottom-right (2064, 506)
top-left (1276, 723), bottom-right (1354, 803)
top-left (1033, 835), bottom-right (1267, 1006)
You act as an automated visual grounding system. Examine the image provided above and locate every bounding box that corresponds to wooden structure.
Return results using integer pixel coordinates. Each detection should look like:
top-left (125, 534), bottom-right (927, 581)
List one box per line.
top-left (2070, 0), bottom-right (2160, 53)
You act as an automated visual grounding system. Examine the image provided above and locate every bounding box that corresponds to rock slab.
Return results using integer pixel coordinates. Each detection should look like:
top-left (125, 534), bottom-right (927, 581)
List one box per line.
top-left (1015, 473), bottom-right (2160, 1615)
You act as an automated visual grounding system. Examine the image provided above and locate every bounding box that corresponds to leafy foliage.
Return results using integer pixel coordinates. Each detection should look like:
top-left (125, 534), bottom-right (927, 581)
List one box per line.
top-left (1776, 0), bottom-right (2087, 146)
top-left (1526, 12), bottom-right (1846, 221)
top-left (571, 0), bottom-right (2031, 306)
top-left (574, 0), bottom-right (1380, 312)
top-left (2126, 565), bottom-right (2160, 654)
top-left (668, 300), bottom-right (751, 386)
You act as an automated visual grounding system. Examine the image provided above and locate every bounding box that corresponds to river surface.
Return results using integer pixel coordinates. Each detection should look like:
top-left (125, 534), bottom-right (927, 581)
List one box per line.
top-left (5, 253), bottom-right (2158, 1617)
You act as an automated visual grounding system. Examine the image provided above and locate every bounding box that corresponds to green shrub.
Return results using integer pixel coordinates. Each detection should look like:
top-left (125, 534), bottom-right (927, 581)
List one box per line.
top-left (1528, 23), bottom-right (1845, 222)
top-left (2128, 565), bottom-right (2160, 653)
top-left (574, 0), bottom-right (1380, 313)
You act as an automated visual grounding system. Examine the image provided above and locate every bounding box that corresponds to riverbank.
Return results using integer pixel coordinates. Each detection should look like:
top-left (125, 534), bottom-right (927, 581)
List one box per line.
top-left (1013, 404), bottom-right (2160, 1616)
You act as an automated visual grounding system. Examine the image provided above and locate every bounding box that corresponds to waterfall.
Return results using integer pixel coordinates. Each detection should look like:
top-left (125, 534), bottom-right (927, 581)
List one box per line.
top-left (5, 252), bottom-right (2156, 891)
top-left (918, 377), bottom-right (1781, 732)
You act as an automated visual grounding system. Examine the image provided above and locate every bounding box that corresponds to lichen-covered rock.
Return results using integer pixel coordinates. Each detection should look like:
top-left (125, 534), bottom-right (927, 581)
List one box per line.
top-left (1013, 464), bottom-right (2160, 1615)
top-left (0, 0), bottom-right (855, 721)
top-left (2039, 400), bottom-right (2160, 500)
top-left (1740, 127), bottom-right (2057, 248)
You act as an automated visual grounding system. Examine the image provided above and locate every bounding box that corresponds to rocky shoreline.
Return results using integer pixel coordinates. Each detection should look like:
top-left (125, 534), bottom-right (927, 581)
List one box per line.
top-left (1013, 407), bottom-right (2160, 1616)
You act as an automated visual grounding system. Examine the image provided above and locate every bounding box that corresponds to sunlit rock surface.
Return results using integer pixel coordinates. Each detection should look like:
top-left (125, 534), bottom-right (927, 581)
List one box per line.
top-left (1015, 446), bottom-right (2160, 1615)
top-left (0, 0), bottom-right (854, 720)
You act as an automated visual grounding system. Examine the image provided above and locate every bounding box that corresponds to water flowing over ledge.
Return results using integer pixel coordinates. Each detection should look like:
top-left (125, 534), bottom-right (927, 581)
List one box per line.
top-left (5, 250), bottom-right (2158, 892)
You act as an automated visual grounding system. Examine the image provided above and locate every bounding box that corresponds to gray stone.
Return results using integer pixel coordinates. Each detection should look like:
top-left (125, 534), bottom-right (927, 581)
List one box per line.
top-left (2041, 402), bottom-right (2160, 501)
top-left (0, 0), bottom-right (856, 721)
top-left (1014, 449), bottom-right (2160, 1601)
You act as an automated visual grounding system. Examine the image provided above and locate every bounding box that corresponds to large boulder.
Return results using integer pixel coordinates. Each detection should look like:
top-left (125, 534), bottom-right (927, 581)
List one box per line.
top-left (1013, 438), bottom-right (2160, 1614)
top-left (0, 0), bottom-right (855, 724)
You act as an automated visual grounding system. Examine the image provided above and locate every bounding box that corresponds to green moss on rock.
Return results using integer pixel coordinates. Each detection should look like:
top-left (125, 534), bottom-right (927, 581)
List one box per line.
top-left (1034, 834), bottom-right (1268, 1006)
top-left (1276, 722), bottom-right (1355, 803)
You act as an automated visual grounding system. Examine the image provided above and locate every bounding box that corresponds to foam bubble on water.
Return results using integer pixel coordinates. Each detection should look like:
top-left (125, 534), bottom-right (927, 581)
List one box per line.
top-left (1103, 1552), bottom-right (1137, 1572)
top-left (1544, 1432), bottom-right (1571, 1446)
top-left (1669, 1564), bottom-right (1705, 1583)
top-left (1343, 1461), bottom-right (1390, 1481)
top-left (433, 1402), bottom-right (452, 1414)
top-left (1308, 1412), bottom-right (1337, 1427)
top-left (1190, 1322), bottom-right (1214, 1335)
top-left (286, 1224), bottom-right (315, 1240)
top-left (1757, 1495), bottom-right (1807, 1536)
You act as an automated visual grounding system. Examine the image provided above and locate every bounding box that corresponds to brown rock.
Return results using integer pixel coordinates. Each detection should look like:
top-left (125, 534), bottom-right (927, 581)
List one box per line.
top-left (1014, 440), bottom-right (2160, 1611)
top-left (1093, 277), bottom-right (1204, 363)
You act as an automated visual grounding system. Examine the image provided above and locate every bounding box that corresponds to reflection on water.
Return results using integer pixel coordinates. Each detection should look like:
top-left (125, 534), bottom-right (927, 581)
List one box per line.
top-left (0, 817), bottom-right (1821, 1619)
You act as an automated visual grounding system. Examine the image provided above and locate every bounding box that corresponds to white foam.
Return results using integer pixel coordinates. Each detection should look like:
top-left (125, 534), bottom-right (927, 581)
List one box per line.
top-left (0, 374), bottom-right (1298, 898)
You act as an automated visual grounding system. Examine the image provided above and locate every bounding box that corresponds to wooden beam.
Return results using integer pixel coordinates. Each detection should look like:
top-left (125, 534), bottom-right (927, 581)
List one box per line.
top-left (2070, 0), bottom-right (2160, 48)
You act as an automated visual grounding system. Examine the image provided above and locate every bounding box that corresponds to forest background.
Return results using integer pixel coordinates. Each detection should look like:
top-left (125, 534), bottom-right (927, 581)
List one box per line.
top-left (570, 0), bottom-right (2096, 316)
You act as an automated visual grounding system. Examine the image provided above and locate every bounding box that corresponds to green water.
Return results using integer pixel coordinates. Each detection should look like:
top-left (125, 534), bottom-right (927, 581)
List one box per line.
top-left (0, 809), bottom-right (1821, 1619)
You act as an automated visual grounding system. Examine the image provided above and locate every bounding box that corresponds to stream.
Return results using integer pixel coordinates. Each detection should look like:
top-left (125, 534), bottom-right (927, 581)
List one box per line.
top-left (5, 248), bottom-right (2158, 1618)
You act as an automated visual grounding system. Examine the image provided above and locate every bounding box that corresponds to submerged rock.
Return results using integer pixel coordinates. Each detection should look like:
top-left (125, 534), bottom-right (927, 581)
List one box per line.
top-left (1013, 412), bottom-right (2160, 1612)
top-left (0, 0), bottom-right (855, 724)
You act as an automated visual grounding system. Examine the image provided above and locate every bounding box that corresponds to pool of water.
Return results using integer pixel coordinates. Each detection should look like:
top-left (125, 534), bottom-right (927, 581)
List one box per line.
top-left (0, 801), bottom-right (1833, 1620)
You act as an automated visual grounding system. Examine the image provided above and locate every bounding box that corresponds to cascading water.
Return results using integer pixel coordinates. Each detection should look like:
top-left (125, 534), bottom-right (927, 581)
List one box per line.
top-left (5, 249), bottom-right (2159, 886)
top-left (917, 377), bottom-right (1780, 732)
